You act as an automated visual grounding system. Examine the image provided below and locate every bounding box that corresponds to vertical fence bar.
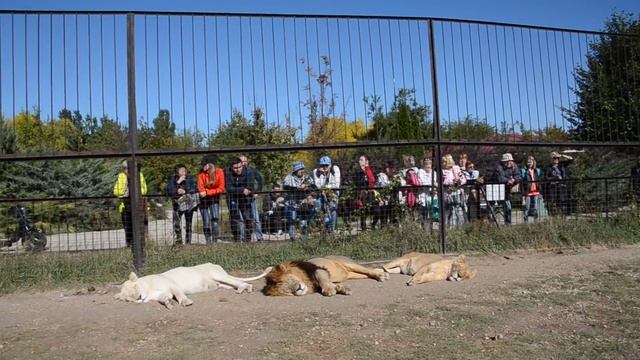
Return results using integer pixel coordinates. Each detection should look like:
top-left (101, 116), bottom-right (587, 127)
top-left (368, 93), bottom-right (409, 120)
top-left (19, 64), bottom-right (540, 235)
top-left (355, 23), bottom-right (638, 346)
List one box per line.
top-left (126, 13), bottom-right (144, 269)
top-left (428, 19), bottom-right (446, 255)
top-left (604, 178), bottom-right (609, 219)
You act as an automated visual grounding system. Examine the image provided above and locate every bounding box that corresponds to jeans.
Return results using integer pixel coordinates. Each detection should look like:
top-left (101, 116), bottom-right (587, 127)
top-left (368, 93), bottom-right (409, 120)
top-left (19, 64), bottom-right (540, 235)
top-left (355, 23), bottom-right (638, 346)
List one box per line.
top-left (523, 195), bottom-right (539, 223)
top-left (250, 198), bottom-right (263, 241)
top-left (200, 200), bottom-right (220, 244)
top-left (172, 206), bottom-right (194, 244)
top-left (314, 197), bottom-right (338, 232)
top-left (229, 199), bottom-right (252, 242)
top-left (287, 205), bottom-right (310, 241)
top-left (501, 199), bottom-right (513, 225)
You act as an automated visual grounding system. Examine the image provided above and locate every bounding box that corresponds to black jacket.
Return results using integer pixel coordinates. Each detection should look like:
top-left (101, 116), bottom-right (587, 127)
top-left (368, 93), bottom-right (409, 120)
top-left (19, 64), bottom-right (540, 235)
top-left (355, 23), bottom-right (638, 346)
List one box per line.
top-left (225, 167), bottom-right (262, 204)
top-left (166, 174), bottom-right (197, 199)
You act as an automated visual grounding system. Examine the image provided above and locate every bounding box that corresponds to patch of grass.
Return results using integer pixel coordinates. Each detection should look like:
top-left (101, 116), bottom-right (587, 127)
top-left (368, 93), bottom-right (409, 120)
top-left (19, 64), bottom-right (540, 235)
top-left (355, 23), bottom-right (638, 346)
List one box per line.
top-left (0, 213), bottom-right (638, 294)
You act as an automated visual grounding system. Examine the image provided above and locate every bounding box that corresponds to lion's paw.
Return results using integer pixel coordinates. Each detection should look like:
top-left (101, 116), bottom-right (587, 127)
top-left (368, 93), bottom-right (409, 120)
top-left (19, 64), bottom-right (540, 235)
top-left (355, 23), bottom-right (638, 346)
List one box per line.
top-left (406, 279), bottom-right (416, 286)
top-left (321, 286), bottom-right (337, 297)
top-left (336, 284), bottom-right (352, 295)
top-left (378, 271), bottom-right (390, 282)
top-left (180, 298), bottom-right (194, 306)
top-left (237, 284), bottom-right (253, 294)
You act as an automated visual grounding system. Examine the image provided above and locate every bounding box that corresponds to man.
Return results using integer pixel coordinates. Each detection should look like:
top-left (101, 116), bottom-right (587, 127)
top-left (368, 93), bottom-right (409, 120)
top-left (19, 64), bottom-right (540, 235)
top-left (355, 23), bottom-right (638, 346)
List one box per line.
top-left (225, 157), bottom-right (260, 242)
top-left (493, 153), bottom-right (521, 225)
top-left (312, 156), bottom-right (341, 232)
top-left (545, 151), bottom-right (574, 216)
top-left (166, 164), bottom-right (197, 245)
top-left (113, 159), bottom-right (148, 251)
top-left (239, 154), bottom-right (265, 242)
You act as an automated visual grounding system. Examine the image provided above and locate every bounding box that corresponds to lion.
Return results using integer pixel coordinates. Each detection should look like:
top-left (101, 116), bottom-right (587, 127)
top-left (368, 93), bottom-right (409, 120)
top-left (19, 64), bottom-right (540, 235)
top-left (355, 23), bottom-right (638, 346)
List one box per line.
top-left (115, 263), bottom-right (272, 308)
top-left (382, 252), bottom-right (476, 286)
top-left (262, 256), bottom-right (389, 296)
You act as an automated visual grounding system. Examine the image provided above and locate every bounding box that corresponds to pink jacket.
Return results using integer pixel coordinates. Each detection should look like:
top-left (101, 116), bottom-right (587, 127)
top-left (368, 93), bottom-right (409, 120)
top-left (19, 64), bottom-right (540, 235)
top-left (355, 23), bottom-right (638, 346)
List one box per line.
top-left (442, 165), bottom-right (467, 190)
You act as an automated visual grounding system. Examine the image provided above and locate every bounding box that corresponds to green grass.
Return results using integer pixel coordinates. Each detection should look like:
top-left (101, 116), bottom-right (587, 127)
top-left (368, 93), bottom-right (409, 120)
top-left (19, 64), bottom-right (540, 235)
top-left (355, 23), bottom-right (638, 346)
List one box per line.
top-left (0, 213), bottom-right (638, 294)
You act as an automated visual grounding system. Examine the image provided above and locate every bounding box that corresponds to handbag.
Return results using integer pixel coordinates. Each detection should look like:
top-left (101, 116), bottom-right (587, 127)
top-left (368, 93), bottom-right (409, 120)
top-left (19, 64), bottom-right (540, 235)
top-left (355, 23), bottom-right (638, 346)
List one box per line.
top-left (177, 193), bottom-right (200, 212)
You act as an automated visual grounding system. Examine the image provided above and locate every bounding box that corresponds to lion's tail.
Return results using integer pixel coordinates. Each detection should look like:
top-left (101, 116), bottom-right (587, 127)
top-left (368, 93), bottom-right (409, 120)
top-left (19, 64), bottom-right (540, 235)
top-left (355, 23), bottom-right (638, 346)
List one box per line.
top-left (229, 266), bottom-right (273, 282)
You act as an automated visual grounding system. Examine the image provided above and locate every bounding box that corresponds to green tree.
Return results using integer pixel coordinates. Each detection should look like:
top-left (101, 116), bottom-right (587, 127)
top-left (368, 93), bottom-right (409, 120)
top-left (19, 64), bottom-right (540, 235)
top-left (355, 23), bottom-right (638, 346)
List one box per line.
top-left (362, 89), bottom-right (432, 143)
top-left (208, 108), bottom-right (297, 187)
top-left (0, 116), bottom-right (16, 155)
top-left (565, 11), bottom-right (640, 143)
top-left (138, 110), bottom-right (204, 194)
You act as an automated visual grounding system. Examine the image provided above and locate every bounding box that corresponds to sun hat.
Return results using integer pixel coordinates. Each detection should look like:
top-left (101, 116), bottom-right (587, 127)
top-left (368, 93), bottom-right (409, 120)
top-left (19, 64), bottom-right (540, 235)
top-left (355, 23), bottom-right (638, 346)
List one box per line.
top-left (292, 161), bottom-right (305, 173)
top-left (501, 153), bottom-right (514, 162)
top-left (318, 156), bottom-right (332, 166)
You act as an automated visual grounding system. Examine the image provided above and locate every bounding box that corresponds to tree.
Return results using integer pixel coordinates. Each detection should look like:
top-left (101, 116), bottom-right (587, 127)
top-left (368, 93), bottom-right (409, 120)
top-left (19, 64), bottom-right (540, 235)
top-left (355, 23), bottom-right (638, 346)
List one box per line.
top-left (209, 108), bottom-right (297, 187)
top-left (565, 11), bottom-right (640, 143)
top-left (361, 89), bottom-right (432, 143)
top-left (138, 110), bottom-right (204, 194)
top-left (0, 116), bottom-right (16, 155)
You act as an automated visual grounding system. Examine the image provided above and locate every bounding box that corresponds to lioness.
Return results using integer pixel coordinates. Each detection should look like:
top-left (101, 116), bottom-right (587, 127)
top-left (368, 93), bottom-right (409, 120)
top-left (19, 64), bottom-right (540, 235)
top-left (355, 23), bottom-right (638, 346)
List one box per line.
top-left (383, 252), bottom-right (476, 286)
top-left (263, 256), bottom-right (389, 296)
top-left (115, 263), bottom-right (272, 308)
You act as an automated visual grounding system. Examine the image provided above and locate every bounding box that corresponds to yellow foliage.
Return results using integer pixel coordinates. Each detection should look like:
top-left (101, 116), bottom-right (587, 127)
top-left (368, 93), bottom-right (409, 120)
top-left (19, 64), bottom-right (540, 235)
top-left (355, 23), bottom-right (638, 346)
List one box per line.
top-left (298, 117), bottom-right (369, 166)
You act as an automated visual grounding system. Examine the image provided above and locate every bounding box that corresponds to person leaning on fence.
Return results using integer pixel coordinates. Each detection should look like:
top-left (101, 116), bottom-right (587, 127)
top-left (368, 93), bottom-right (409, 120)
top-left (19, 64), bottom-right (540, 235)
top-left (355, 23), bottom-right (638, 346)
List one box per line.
top-left (353, 155), bottom-right (376, 231)
top-left (441, 154), bottom-right (467, 228)
top-left (239, 154), bottom-right (265, 242)
top-left (312, 156), bottom-right (341, 233)
top-left (493, 153), bottom-right (522, 225)
top-left (262, 180), bottom-right (286, 236)
top-left (166, 164), bottom-right (198, 245)
top-left (416, 158), bottom-right (439, 227)
top-left (113, 159), bottom-right (148, 249)
top-left (464, 161), bottom-right (482, 222)
top-left (198, 155), bottom-right (225, 244)
top-left (544, 151), bottom-right (573, 216)
top-left (520, 155), bottom-right (545, 223)
top-left (371, 160), bottom-right (400, 229)
top-left (283, 161), bottom-right (316, 241)
top-left (226, 157), bottom-right (259, 242)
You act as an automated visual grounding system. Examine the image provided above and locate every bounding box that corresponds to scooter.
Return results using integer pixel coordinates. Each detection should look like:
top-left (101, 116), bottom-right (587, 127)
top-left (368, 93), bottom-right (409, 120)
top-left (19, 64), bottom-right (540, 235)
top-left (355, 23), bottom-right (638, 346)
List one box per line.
top-left (1, 204), bottom-right (47, 251)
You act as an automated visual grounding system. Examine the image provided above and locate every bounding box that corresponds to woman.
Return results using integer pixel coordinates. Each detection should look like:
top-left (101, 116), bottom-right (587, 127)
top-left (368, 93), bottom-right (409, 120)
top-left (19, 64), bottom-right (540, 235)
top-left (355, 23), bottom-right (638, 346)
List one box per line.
top-left (197, 156), bottom-right (226, 244)
top-left (352, 155), bottom-right (375, 231)
top-left (521, 155), bottom-right (544, 223)
top-left (441, 154), bottom-right (466, 228)
top-left (166, 164), bottom-right (197, 245)
top-left (417, 158), bottom-right (438, 226)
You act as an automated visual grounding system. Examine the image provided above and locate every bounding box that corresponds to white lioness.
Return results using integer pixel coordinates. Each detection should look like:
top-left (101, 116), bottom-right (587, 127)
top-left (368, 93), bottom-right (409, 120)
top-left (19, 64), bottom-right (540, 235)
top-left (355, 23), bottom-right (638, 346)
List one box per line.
top-left (115, 263), bottom-right (272, 308)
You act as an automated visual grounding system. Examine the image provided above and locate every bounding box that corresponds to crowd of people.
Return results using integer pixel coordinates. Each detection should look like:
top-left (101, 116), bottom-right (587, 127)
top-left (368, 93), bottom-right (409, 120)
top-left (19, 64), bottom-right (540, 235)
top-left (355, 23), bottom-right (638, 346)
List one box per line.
top-left (112, 151), bottom-right (583, 246)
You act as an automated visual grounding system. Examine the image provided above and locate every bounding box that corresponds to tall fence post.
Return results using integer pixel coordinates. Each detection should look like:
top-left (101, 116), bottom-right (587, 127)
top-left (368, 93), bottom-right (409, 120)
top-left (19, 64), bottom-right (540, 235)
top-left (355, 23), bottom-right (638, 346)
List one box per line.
top-left (427, 19), bottom-right (447, 255)
top-left (126, 13), bottom-right (144, 269)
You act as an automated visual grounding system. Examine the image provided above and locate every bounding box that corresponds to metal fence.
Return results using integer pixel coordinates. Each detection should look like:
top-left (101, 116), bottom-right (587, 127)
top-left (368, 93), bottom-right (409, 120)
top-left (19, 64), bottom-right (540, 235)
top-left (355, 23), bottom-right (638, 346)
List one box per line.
top-left (0, 11), bottom-right (638, 268)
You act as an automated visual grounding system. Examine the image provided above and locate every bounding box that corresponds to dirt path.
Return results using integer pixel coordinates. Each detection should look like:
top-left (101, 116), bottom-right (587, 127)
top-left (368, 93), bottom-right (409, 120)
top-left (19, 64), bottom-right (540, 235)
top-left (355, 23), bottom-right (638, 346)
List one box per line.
top-left (1, 245), bottom-right (639, 359)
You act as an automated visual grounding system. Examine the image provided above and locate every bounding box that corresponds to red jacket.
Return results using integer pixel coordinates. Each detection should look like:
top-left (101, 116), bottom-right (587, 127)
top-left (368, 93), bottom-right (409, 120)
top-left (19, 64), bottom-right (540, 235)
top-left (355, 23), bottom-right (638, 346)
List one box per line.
top-left (197, 168), bottom-right (225, 198)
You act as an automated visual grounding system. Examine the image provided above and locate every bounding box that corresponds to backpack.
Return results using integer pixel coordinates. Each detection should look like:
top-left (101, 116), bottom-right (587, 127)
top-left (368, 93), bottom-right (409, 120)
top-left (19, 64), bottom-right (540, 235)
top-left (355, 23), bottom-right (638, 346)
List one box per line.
top-left (404, 169), bottom-right (420, 209)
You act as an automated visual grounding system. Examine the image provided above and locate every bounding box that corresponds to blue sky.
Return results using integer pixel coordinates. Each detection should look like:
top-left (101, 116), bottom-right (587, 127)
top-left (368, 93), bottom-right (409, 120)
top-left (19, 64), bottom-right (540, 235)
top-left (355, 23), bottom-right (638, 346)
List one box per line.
top-left (5, 0), bottom-right (635, 31)
top-left (0, 1), bottom-right (637, 141)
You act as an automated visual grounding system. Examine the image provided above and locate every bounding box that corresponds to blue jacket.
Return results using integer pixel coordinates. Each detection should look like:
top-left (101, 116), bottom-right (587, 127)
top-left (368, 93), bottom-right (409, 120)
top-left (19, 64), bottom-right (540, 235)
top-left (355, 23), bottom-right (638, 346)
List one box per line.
top-left (166, 175), bottom-right (197, 199)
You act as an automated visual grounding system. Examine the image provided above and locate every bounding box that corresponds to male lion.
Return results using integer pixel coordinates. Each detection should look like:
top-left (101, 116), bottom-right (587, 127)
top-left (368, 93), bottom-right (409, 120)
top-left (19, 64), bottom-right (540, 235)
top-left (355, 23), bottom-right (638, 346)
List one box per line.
top-left (263, 256), bottom-right (389, 296)
top-left (115, 263), bottom-right (272, 308)
top-left (382, 252), bottom-right (476, 286)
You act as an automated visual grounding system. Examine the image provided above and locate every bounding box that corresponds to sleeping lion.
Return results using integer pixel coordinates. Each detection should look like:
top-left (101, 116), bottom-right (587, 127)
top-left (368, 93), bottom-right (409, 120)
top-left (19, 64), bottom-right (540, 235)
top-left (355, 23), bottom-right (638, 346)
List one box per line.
top-left (382, 252), bottom-right (476, 286)
top-left (115, 263), bottom-right (272, 308)
top-left (263, 256), bottom-right (389, 296)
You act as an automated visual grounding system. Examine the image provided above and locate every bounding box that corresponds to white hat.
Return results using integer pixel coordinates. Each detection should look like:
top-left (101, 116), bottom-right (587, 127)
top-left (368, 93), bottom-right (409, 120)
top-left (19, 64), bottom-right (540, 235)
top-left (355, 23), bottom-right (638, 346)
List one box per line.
top-left (501, 153), bottom-right (514, 162)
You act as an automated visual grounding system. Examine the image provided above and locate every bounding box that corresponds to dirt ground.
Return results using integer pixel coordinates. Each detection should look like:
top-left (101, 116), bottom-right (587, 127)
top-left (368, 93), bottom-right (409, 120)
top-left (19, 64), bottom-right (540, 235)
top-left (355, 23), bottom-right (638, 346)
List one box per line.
top-left (1, 245), bottom-right (639, 360)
